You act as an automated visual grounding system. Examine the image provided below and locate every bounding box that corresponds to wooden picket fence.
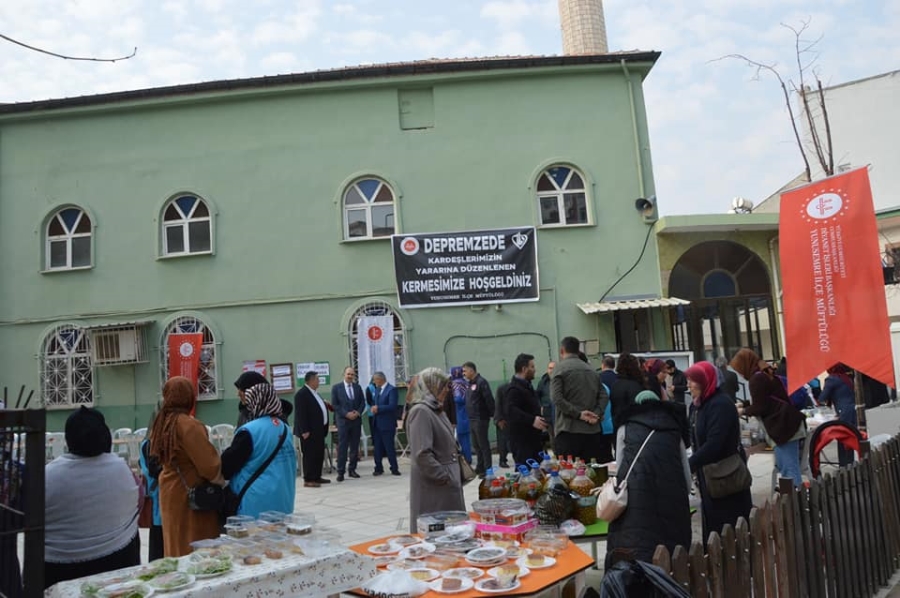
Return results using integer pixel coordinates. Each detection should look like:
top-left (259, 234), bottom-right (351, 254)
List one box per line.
top-left (652, 434), bottom-right (900, 597)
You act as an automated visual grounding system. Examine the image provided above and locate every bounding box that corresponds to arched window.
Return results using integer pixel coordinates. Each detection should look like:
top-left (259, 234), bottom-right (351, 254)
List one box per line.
top-left (161, 194), bottom-right (212, 256)
top-left (160, 315), bottom-right (219, 400)
top-left (349, 301), bottom-right (408, 385)
top-left (40, 324), bottom-right (93, 407)
top-left (703, 270), bottom-right (738, 298)
top-left (536, 165), bottom-right (589, 226)
top-left (46, 207), bottom-right (92, 270)
top-left (343, 178), bottom-right (396, 240)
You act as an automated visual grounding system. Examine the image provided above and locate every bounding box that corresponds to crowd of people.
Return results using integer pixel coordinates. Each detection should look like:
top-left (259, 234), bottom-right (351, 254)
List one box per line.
top-left (23, 336), bottom-right (877, 592)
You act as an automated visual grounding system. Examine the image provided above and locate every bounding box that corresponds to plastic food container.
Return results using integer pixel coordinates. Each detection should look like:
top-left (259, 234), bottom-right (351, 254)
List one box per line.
top-left (417, 511), bottom-right (471, 538)
top-left (259, 510), bottom-right (287, 524)
top-left (285, 513), bottom-right (315, 536)
top-left (423, 553), bottom-right (461, 571)
top-left (471, 499), bottom-right (530, 526)
top-left (524, 525), bottom-right (569, 551)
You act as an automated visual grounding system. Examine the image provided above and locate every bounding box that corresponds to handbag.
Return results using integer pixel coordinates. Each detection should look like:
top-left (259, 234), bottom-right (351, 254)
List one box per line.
top-left (701, 451), bottom-right (752, 499)
top-left (180, 425), bottom-right (288, 513)
top-left (138, 475), bottom-right (156, 528)
top-left (593, 430), bottom-right (655, 522)
top-left (457, 450), bottom-right (477, 486)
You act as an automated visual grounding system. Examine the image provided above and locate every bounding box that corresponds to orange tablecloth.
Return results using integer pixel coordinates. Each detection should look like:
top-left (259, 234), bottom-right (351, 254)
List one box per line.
top-left (347, 536), bottom-right (594, 597)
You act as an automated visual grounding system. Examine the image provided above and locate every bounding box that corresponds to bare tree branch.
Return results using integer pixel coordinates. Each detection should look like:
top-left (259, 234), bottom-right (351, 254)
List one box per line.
top-left (0, 32), bottom-right (136, 62)
top-left (709, 53), bottom-right (812, 181)
top-left (818, 77), bottom-right (835, 176)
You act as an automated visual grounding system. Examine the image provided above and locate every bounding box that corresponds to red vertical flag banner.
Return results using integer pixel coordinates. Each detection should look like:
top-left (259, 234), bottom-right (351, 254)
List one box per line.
top-left (780, 167), bottom-right (894, 392)
top-left (168, 333), bottom-right (204, 394)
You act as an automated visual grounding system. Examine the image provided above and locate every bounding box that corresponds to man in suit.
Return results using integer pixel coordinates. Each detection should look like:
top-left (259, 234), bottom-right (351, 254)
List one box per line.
top-left (368, 371), bottom-right (401, 476)
top-left (293, 371), bottom-right (331, 488)
top-left (332, 366), bottom-right (365, 482)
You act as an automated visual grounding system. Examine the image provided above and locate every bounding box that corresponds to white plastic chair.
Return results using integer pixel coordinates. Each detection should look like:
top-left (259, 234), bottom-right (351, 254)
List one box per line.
top-left (211, 424), bottom-right (235, 452)
top-left (112, 428), bottom-right (132, 460)
top-left (133, 427), bottom-right (148, 440)
top-left (46, 432), bottom-right (66, 462)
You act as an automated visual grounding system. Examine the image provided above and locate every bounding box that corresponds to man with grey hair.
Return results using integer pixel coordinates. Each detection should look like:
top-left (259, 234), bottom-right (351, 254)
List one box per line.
top-left (716, 356), bottom-right (739, 401)
top-left (368, 371), bottom-right (401, 476)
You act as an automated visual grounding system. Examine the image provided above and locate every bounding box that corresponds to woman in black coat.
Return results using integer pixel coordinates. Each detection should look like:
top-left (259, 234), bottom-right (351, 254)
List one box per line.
top-left (605, 391), bottom-right (692, 569)
top-left (686, 361), bottom-right (752, 542)
top-left (609, 353), bottom-right (646, 425)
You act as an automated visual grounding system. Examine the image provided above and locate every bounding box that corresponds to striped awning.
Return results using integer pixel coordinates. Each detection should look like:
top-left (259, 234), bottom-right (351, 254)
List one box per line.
top-left (577, 297), bottom-right (691, 314)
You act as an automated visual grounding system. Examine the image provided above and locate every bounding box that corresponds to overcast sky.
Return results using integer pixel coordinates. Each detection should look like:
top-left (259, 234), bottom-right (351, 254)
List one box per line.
top-left (2, 0), bottom-right (898, 215)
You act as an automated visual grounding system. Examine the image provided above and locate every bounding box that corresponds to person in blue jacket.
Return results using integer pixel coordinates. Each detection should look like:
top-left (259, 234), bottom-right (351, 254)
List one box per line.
top-left (138, 419), bottom-right (164, 561)
top-left (449, 366), bottom-right (472, 463)
top-left (819, 363), bottom-right (857, 466)
top-left (222, 382), bottom-right (296, 518)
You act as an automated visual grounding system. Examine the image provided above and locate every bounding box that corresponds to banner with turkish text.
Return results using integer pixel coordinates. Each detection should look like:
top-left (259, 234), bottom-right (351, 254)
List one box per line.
top-left (168, 333), bottom-right (204, 394)
top-left (357, 316), bottom-right (395, 388)
top-left (780, 167), bottom-right (894, 391)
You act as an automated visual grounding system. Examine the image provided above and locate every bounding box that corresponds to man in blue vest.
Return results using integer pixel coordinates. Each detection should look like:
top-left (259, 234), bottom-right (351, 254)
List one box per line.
top-left (369, 371), bottom-right (401, 476)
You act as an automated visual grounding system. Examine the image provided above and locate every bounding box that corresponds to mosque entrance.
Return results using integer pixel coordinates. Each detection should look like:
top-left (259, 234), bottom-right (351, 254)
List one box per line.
top-left (668, 241), bottom-right (780, 363)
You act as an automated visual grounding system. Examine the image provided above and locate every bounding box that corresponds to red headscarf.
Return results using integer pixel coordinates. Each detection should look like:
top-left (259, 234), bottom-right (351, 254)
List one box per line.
top-left (685, 361), bottom-right (719, 407)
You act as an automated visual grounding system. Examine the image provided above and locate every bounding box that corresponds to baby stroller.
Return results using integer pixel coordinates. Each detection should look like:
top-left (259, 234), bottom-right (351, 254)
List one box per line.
top-left (808, 420), bottom-right (866, 478)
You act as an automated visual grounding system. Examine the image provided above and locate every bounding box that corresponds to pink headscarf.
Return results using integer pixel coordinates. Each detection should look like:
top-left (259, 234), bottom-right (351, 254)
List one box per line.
top-left (685, 361), bottom-right (719, 407)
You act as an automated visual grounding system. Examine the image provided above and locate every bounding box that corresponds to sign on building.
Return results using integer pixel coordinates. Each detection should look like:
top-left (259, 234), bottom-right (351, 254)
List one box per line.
top-left (392, 227), bottom-right (539, 308)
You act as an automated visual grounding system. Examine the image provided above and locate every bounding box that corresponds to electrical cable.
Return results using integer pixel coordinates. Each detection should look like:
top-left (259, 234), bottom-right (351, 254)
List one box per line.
top-left (597, 223), bottom-right (655, 304)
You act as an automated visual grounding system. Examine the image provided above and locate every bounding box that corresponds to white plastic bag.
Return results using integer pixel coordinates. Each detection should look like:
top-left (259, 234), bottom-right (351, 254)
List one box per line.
top-left (559, 519), bottom-right (586, 536)
top-left (362, 570), bottom-right (429, 598)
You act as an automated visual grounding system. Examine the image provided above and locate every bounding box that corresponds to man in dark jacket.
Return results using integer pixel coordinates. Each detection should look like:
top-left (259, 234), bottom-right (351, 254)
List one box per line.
top-left (494, 381), bottom-right (511, 468)
top-left (665, 360), bottom-right (688, 404)
top-left (599, 355), bottom-right (617, 392)
top-left (505, 353), bottom-right (548, 466)
top-left (550, 337), bottom-right (609, 461)
top-left (463, 361), bottom-right (495, 477)
top-left (535, 362), bottom-right (556, 442)
top-left (715, 356), bottom-right (739, 401)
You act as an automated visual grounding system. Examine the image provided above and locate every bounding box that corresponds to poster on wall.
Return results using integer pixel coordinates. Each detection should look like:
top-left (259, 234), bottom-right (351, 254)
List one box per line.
top-left (241, 360), bottom-right (267, 378)
top-left (357, 316), bottom-right (395, 387)
top-left (296, 362), bottom-right (330, 387)
top-left (168, 333), bottom-right (203, 393)
top-left (270, 363), bottom-right (294, 394)
top-left (391, 226), bottom-right (539, 308)
top-left (780, 167), bottom-right (895, 391)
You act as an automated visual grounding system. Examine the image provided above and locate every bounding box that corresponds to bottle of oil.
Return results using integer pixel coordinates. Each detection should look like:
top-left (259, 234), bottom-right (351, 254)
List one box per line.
top-left (488, 478), bottom-right (509, 499)
top-left (569, 467), bottom-right (597, 526)
top-left (478, 467), bottom-right (495, 500)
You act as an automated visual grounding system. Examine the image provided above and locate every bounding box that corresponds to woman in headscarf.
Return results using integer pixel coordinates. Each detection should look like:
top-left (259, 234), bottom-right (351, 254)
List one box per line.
top-left (731, 348), bottom-right (806, 486)
top-left (605, 390), bottom-right (692, 569)
top-left (645, 358), bottom-right (666, 399)
top-left (819, 363), bottom-right (857, 466)
top-left (449, 366), bottom-right (472, 463)
top-left (406, 367), bottom-right (465, 533)
top-left (609, 352), bottom-right (647, 424)
top-left (222, 382), bottom-right (296, 518)
top-left (150, 376), bottom-right (222, 557)
top-left (686, 361), bottom-right (752, 542)
top-left (235, 371), bottom-right (293, 428)
top-left (44, 407), bottom-right (140, 588)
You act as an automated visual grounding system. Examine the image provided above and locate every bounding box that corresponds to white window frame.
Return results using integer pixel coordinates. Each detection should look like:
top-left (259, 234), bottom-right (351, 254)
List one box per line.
top-left (159, 315), bottom-right (220, 400)
top-left (536, 165), bottom-right (592, 227)
top-left (348, 301), bottom-right (409, 386)
top-left (40, 324), bottom-right (94, 409)
top-left (160, 195), bottom-right (213, 257)
top-left (45, 207), bottom-right (92, 271)
top-left (342, 178), bottom-right (396, 241)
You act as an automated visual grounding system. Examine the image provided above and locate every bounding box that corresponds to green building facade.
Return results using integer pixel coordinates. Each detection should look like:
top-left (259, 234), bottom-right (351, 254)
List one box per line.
top-left (0, 53), bottom-right (670, 431)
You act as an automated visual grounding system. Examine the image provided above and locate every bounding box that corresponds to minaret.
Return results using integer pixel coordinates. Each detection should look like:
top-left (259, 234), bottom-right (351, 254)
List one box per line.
top-left (558, 0), bottom-right (609, 54)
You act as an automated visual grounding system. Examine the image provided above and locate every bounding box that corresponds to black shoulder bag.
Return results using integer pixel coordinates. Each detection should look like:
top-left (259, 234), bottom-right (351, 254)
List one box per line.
top-left (179, 425), bottom-right (289, 516)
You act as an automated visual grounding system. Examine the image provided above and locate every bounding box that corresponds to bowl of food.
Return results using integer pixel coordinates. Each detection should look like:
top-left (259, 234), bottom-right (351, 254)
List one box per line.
top-left (184, 557), bottom-right (233, 578)
top-left (134, 558), bottom-right (179, 581)
top-left (399, 543), bottom-right (436, 559)
top-left (147, 572), bottom-right (195, 593)
top-left (96, 581), bottom-right (154, 598)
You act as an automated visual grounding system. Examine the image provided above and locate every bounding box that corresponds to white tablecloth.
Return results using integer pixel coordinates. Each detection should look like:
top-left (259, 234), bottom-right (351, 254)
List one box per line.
top-left (45, 549), bottom-right (376, 598)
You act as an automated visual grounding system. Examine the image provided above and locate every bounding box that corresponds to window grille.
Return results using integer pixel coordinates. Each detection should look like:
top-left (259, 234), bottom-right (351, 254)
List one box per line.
top-left (536, 165), bottom-right (590, 226)
top-left (40, 324), bottom-right (94, 408)
top-left (349, 301), bottom-right (408, 385)
top-left (159, 316), bottom-right (219, 400)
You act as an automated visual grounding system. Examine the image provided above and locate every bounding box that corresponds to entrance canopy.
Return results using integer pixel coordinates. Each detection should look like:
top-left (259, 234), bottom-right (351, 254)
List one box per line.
top-left (577, 296), bottom-right (690, 314)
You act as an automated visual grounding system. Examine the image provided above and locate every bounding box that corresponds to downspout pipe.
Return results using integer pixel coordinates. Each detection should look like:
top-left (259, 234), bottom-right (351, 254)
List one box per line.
top-left (620, 59), bottom-right (646, 198)
top-left (769, 235), bottom-right (786, 356)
